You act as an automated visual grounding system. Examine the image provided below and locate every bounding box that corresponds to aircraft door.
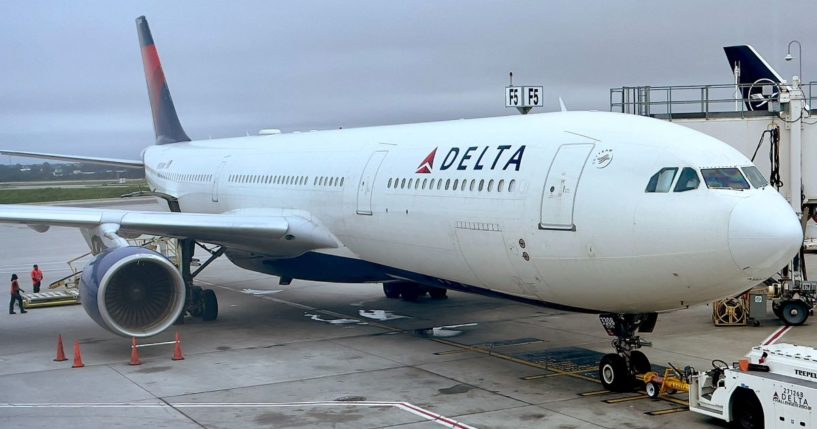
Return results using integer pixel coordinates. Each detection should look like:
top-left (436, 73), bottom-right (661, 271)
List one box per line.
top-left (211, 157), bottom-right (229, 203)
top-left (356, 150), bottom-right (388, 215)
top-left (539, 143), bottom-right (594, 230)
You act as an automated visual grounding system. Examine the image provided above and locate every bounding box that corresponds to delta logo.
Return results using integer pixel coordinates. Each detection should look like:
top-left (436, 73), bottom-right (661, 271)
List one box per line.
top-left (416, 148), bottom-right (437, 173)
top-left (416, 145), bottom-right (526, 174)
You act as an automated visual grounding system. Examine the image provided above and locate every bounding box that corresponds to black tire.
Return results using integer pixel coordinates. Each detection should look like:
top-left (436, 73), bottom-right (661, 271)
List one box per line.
top-left (772, 301), bottom-right (782, 318)
top-left (202, 289), bottom-right (218, 321)
top-left (188, 286), bottom-right (203, 317)
top-left (732, 390), bottom-right (764, 429)
top-left (400, 286), bottom-right (422, 302)
top-left (599, 354), bottom-right (629, 392)
top-left (629, 350), bottom-right (651, 375)
top-left (781, 300), bottom-right (809, 326)
top-left (383, 284), bottom-right (401, 299)
top-left (646, 381), bottom-right (660, 399)
top-left (428, 287), bottom-right (448, 300)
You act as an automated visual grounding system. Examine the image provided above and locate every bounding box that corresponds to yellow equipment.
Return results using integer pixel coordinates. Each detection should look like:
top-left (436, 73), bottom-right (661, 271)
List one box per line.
top-left (637, 367), bottom-right (691, 399)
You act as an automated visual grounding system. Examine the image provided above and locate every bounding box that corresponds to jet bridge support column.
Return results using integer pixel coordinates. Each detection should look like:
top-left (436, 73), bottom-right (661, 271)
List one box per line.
top-left (789, 77), bottom-right (804, 216)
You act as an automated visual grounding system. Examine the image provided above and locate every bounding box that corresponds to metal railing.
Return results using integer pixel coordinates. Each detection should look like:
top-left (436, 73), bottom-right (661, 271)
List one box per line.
top-left (610, 81), bottom-right (817, 120)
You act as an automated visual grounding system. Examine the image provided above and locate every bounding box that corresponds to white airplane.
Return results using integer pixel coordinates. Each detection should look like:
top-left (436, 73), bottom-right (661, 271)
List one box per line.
top-left (0, 17), bottom-right (803, 392)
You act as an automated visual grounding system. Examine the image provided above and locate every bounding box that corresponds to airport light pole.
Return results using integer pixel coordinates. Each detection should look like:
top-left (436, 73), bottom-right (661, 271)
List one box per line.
top-left (785, 40), bottom-right (803, 81)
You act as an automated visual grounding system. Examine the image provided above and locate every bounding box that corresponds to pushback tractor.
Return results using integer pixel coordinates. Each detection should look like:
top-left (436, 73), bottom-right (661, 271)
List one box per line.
top-left (689, 343), bottom-right (817, 428)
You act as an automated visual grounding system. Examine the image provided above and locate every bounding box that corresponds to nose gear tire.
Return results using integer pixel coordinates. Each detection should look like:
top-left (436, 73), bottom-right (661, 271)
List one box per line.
top-left (599, 354), bottom-right (630, 392)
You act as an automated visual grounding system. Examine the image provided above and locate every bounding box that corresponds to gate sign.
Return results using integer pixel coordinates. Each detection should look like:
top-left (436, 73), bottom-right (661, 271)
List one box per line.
top-left (506, 86), bottom-right (543, 108)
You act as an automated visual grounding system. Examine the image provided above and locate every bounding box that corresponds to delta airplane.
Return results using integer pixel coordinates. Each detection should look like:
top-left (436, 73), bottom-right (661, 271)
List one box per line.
top-left (0, 17), bottom-right (803, 392)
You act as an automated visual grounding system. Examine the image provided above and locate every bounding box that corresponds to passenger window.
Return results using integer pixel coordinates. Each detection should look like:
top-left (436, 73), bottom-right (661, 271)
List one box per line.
top-left (673, 167), bottom-right (700, 192)
top-left (742, 166), bottom-right (768, 188)
top-left (498, 179), bottom-right (505, 192)
top-left (509, 179), bottom-right (516, 192)
top-left (645, 167), bottom-right (678, 193)
top-left (701, 168), bottom-right (750, 190)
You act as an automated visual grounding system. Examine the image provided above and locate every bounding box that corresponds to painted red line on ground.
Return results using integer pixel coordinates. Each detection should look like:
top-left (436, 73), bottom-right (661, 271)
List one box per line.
top-left (763, 325), bottom-right (792, 345)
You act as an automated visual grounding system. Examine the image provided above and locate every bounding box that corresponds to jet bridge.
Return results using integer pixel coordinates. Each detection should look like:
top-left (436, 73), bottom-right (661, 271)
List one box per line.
top-left (610, 79), bottom-right (817, 214)
top-left (610, 77), bottom-right (817, 326)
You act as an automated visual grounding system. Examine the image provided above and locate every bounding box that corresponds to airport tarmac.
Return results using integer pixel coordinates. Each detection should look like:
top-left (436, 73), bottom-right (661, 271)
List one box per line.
top-left (1, 198), bottom-right (814, 428)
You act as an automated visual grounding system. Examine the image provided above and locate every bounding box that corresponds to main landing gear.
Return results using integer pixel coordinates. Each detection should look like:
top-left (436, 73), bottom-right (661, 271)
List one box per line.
top-left (178, 238), bottom-right (225, 323)
top-left (598, 313), bottom-right (658, 392)
top-left (383, 281), bottom-right (448, 301)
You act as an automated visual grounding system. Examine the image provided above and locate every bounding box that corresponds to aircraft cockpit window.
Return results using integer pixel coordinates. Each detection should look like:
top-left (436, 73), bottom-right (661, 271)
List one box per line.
top-left (645, 167), bottom-right (678, 193)
top-left (741, 166), bottom-right (768, 188)
top-left (673, 167), bottom-right (700, 192)
top-left (701, 168), bottom-right (750, 190)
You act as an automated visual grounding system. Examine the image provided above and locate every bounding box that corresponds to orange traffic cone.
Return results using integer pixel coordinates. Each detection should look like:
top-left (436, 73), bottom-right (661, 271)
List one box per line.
top-left (171, 332), bottom-right (184, 361)
top-left (129, 337), bottom-right (142, 366)
top-left (54, 335), bottom-right (67, 362)
top-left (72, 340), bottom-right (85, 368)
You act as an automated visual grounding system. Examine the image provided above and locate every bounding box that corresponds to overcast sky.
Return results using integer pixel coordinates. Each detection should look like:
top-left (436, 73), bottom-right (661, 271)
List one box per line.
top-left (1, 1), bottom-right (815, 164)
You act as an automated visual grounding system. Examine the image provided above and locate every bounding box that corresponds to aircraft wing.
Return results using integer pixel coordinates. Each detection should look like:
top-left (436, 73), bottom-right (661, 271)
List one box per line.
top-left (0, 150), bottom-right (144, 169)
top-left (0, 204), bottom-right (338, 257)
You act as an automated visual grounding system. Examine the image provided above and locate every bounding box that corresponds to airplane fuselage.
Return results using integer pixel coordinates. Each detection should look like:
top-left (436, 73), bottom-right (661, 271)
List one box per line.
top-left (142, 111), bottom-right (801, 314)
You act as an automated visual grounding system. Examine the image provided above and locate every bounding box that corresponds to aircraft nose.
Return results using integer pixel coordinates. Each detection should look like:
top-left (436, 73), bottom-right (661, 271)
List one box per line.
top-left (728, 194), bottom-right (802, 274)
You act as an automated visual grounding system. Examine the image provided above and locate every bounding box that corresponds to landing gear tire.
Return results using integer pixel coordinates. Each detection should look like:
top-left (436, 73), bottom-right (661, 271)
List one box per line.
top-left (629, 350), bottom-right (651, 375)
top-left (599, 354), bottom-right (629, 392)
top-left (400, 286), bottom-right (423, 302)
top-left (187, 287), bottom-right (204, 318)
top-left (428, 287), bottom-right (448, 300)
top-left (781, 300), bottom-right (809, 326)
top-left (383, 284), bottom-right (401, 299)
top-left (202, 289), bottom-right (218, 321)
top-left (732, 390), bottom-right (764, 429)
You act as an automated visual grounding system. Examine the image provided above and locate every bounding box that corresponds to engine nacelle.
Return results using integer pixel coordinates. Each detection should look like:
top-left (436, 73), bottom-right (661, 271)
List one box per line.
top-left (80, 246), bottom-right (186, 338)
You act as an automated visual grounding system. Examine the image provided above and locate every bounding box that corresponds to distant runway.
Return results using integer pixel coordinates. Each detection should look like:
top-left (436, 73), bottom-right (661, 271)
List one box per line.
top-left (0, 179), bottom-right (142, 190)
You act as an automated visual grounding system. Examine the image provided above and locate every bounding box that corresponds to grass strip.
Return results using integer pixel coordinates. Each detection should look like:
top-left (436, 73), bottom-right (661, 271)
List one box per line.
top-left (0, 185), bottom-right (147, 204)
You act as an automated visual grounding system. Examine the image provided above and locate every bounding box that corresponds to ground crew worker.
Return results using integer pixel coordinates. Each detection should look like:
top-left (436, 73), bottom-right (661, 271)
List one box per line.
top-left (31, 264), bottom-right (43, 294)
top-left (9, 274), bottom-right (27, 314)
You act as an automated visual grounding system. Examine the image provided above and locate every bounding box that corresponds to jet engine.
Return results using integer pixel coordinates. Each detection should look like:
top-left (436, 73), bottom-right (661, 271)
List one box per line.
top-left (80, 246), bottom-right (186, 338)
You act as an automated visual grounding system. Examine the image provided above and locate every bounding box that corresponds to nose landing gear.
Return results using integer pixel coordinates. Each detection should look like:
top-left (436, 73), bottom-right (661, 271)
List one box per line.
top-left (598, 313), bottom-right (657, 392)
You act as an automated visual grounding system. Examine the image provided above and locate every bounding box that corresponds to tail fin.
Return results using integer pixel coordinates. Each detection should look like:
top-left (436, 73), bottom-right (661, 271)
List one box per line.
top-left (724, 45), bottom-right (785, 111)
top-left (136, 16), bottom-right (190, 145)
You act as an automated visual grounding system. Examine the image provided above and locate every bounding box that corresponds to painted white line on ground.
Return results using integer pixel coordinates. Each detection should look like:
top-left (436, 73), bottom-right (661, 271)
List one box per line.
top-left (762, 325), bottom-right (792, 346)
top-left (0, 401), bottom-right (478, 429)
